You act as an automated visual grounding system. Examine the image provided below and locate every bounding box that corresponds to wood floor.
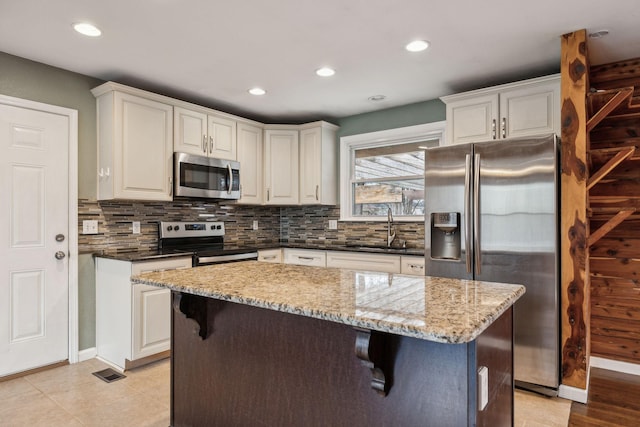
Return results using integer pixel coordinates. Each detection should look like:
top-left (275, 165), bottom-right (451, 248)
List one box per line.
top-left (569, 368), bottom-right (640, 426)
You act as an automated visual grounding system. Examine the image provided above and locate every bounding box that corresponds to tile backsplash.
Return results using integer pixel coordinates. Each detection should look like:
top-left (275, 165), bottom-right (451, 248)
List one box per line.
top-left (78, 201), bottom-right (425, 254)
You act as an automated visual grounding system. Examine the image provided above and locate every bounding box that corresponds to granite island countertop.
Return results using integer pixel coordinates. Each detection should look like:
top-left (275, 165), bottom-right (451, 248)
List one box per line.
top-left (132, 261), bottom-right (524, 344)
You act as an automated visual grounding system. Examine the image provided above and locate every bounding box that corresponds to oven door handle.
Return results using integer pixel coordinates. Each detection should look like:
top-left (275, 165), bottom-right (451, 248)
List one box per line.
top-left (197, 252), bottom-right (258, 264)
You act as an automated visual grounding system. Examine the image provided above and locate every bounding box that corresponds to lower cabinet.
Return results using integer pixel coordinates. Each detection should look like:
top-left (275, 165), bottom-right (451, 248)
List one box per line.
top-left (283, 248), bottom-right (326, 267)
top-left (95, 256), bottom-right (192, 371)
top-left (326, 251), bottom-right (401, 273)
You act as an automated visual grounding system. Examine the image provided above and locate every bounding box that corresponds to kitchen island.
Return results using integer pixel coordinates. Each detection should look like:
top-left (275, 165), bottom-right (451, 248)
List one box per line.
top-left (132, 261), bottom-right (524, 427)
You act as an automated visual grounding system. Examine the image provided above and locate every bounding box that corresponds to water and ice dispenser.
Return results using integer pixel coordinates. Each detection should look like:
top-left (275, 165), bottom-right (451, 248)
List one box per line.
top-left (430, 212), bottom-right (461, 260)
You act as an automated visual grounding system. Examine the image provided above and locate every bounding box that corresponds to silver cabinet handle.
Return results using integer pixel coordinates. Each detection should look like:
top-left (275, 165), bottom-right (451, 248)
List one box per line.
top-left (464, 154), bottom-right (472, 274)
top-left (209, 135), bottom-right (213, 153)
top-left (501, 117), bottom-right (506, 139)
top-left (55, 251), bottom-right (66, 260)
top-left (202, 135), bottom-right (207, 153)
top-left (298, 256), bottom-right (315, 261)
top-left (473, 153), bottom-right (481, 275)
top-left (267, 189), bottom-right (270, 201)
top-left (262, 255), bottom-right (277, 260)
top-left (315, 185), bottom-right (319, 201)
top-left (227, 164), bottom-right (233, 194)
top-left (408, 264), bottom-right (423, 270)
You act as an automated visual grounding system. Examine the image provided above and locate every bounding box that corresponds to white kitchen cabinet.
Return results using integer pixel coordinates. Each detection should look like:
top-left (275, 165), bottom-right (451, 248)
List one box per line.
top-left (257, 249), bottom-right (282, 263)
top-left (92, 83), bottom-right (174, 201)
top-left (95, 256), bottom-right (192, 371)
top-left (400, 256), bottom-right (426, 276)
top-left (326, 251), bottom-right (401, 273)
top-left (264, 128), bottom-right (299, 205)
top-left (441, 74), bottom-right (560, 145)
top-left (283, 248), bottom-right (326, 267)
top-left (174, 106), bottom-right (237, 160)
top-left (299, 121), bottom-right (339, 205)
top-left (237, 122), bottom-right (263, 204)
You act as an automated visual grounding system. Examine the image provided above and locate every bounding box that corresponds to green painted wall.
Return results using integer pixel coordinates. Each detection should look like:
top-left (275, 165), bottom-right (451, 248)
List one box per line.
top-left (0, 51), bottom-right (103, 200)
top-left (337, 98), bottom-right (446, 138)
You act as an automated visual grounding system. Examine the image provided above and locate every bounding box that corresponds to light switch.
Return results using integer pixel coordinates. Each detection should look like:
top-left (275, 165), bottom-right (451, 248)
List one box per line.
top-left (132, 221), bottom-right (141, 234)
top-left (328, 220), bottom-right (338, 230)
top-left (82, 220), bottom-right (98, 235)
top-left (253, 220), bottom-right (259, 230)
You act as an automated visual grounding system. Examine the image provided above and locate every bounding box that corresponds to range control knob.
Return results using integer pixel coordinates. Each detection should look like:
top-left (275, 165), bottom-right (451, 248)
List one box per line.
top-left (210, 225), bottom-right (215, 230)
top-left (167, 226), bottom-right (173, 231)
top-left (174, 225), bottom-right (180, 231)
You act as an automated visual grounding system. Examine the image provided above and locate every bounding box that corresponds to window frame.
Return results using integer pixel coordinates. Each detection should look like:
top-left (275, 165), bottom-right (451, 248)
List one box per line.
top-left (339, 121), bottom-right (446, 222)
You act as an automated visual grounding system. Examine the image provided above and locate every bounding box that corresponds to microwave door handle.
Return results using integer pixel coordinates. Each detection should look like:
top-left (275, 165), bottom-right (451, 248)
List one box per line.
top-left (227, 164), bottom-right (233, 194)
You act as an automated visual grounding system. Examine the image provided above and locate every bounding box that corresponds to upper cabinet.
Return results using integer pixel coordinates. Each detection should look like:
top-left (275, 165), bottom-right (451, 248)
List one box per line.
top-left (92, 83), bottom-right (174, 201)
top-left (174, 106), bottom-right (237, 160)
top-left (237, 122), bottom-right (263, 204)
top-left (441, 74), bottom-right (560, 145)
top-left (264, 128), bottom-right (299, 205)
top-left (299, 122), bottom-right (339, 205)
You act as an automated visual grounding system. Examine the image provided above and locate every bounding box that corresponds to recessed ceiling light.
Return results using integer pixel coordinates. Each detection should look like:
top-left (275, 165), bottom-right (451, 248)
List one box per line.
top-left (73, 22), bottom-right (102, 37)
top-left (589, 30), bottom-right (609, 39)
top-left (316, 67), bottom-right (335, 77)
top-left (405, 40), bottom-right (430, 52)
top-left (368, 95), bottom-right (386, 102)
top-left (248, 87), bottom-right (266, 96)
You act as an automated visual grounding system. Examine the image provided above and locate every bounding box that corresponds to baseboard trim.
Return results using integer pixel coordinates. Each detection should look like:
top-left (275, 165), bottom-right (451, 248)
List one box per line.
top-left (590, 356), bottom-right (640, 376)
top-left (558, 384), bottom-right (588, 403)
top-left (78, 347), bottom-right (97, 362)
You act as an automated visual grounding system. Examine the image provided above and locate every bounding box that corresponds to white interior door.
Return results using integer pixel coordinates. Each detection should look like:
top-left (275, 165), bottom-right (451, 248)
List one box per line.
top-left (0, 101), bottom-right (70, 377)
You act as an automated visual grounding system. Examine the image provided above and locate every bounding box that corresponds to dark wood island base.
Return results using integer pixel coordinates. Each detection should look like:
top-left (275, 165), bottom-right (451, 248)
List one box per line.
top-left (170, 292), bottom-right (514, 427)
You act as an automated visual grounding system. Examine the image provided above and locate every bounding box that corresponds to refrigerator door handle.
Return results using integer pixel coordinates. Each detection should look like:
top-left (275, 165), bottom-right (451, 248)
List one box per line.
top-left (464, 154), bottom-right (472, 273)
top-left (474, 153), bottom-right (481, 275)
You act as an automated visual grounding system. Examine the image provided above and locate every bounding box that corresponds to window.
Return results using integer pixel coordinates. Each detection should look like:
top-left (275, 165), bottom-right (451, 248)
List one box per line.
top-left (340, 122), bottom-right (445, 221)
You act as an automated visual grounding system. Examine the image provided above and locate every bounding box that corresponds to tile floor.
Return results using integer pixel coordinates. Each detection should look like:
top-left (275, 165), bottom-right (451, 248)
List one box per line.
top-left (1, 358), bottom-right (571, 426)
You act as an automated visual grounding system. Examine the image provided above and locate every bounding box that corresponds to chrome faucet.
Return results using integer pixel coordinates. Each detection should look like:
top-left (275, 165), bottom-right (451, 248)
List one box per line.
top-left (387, 208), bottom-right (396, 248)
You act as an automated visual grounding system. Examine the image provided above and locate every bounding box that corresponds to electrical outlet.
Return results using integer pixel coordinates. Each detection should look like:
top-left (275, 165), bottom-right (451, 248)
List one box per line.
top-left (132, 221), bottom-right (141, 234)
top-left (328, 220), bottom-right (338, 230)
top-left (253, 220), bottom-right (259, 230)
top-left (82, 220), bottom-right (98, 235)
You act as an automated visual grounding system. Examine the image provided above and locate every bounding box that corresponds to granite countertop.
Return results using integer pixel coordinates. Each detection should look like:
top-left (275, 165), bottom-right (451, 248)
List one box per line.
top-left (280, 242), bottom-right (425, 256)
top-left (94, 250), bottom-right (194, 262)
top-left (132, 261), bottom-right (524, 344)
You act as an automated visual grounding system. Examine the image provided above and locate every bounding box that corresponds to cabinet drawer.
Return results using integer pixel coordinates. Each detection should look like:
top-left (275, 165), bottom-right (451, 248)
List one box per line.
top-left (400, 256), bottom-right (426, 276)
top-left (326, 251), bottom-right (400, 273)
top-left (258, 249), bottom-right (282, 263)
top-left (283, 249), bottom-right (326, 267)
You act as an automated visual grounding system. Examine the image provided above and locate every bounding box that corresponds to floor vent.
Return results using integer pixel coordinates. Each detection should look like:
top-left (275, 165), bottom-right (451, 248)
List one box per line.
top-left (92, 368), bottom-right (126, 383)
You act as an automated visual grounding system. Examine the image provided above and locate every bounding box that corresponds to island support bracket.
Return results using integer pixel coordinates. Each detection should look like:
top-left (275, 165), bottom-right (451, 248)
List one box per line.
top-left (354, 328), bottom-right (388, 396)
top-left (172, 292), bottom-right (209, 340)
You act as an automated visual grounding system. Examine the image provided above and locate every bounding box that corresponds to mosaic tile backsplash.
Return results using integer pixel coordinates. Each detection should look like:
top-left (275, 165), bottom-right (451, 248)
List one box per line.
top-left (78, 201), bottom-right (425, 254)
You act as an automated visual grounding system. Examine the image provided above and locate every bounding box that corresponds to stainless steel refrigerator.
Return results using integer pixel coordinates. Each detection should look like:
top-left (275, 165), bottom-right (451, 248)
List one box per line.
top-left (424, 134), bottom-right (559, 394)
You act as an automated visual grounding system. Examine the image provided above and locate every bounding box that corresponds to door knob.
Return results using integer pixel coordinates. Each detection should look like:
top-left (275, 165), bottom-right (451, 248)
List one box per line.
top-left (55, 251), bottom-right (66, 260)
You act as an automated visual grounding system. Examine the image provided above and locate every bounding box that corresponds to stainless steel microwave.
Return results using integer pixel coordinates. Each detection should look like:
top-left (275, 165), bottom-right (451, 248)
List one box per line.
top-left (174, 152), bottom-right (240, 199)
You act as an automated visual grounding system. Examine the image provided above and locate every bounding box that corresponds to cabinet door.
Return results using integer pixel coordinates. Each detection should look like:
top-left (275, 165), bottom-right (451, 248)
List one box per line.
top-left (499, 80), bottom-right (560, 139)
top-left (325, 252), bottom-right (400, 273)
top-left (264, 130), bottom-right (299, 205)
top-left (283, 249), bottom-right (326, 267)
top-left (237, 123), bottom-right (263, 204)
top-left (132, 284), bottom-right (171, 360)
top-left (174, 106), bottom-right (208, 156)
top-left (208, 115), bottom-right (237, 160)
top-left (400, 256), bottom-right (426, 276)
top-left (446, 94), bottom-right (499, 145)
top-left (114, 92), bottom-right (173, 200)
top-left (299, 127), bottom-right (322, 204)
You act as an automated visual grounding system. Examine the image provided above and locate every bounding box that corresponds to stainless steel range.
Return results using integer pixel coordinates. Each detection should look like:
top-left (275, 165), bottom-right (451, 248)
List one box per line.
top-left (158, 221), bottom-right (258, 266)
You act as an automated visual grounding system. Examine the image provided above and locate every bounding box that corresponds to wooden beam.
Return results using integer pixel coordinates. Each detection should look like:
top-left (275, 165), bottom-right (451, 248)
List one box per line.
top-left (587, 209), bottom-right (636, 247)
top-left (560, 29), bottom-right (590, 390)
top-left (586, 88), bottom-right (634, 132)
top-left (587, 147), bottom-right (636, 190)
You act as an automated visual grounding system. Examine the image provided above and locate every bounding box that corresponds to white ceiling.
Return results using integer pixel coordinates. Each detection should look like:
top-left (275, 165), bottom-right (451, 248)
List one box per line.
top-left (1, 0), bottom-right (639, 123)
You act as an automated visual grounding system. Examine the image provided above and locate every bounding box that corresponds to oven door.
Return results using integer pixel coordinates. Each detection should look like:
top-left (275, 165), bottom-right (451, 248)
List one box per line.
top-left (174, 152), bottom-right (240, 199)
